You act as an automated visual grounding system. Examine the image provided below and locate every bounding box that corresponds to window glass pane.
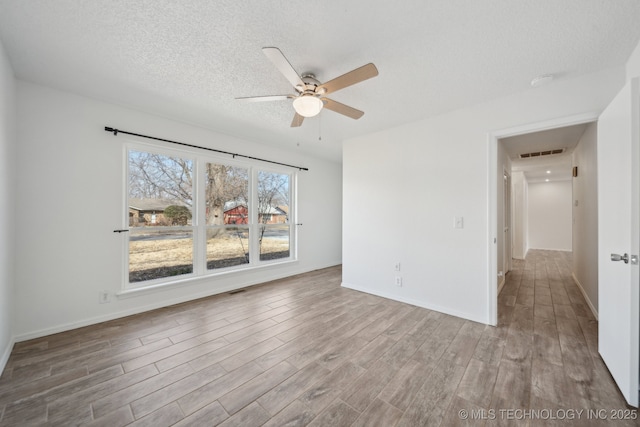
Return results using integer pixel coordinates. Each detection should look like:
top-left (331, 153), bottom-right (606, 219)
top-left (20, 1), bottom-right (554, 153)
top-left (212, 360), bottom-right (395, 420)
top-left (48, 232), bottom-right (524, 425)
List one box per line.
top-left (128, 150), bottom-right (193, 284)
top-left (257, 171), bottom-right (289, 225)
top-left (205, 164), bottom-right (249, 270)
top-left (206, 164), bottom-right (249, 225)
top-left (258, 171), bottom-right (290, 262)
top-left (128, 151), bottom-right (193, 227)
top-left (259, 224), bottom-right (290, 261)
top-left (207, 226), bottom-right (250, 269)
top-left (129, 229), bottom-right (193, 282)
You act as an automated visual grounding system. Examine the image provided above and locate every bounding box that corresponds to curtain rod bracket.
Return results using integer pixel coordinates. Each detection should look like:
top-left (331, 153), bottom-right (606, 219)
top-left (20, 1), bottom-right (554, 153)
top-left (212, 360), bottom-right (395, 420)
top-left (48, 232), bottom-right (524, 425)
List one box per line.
top-left (105, 126), bottom-right (118, 136)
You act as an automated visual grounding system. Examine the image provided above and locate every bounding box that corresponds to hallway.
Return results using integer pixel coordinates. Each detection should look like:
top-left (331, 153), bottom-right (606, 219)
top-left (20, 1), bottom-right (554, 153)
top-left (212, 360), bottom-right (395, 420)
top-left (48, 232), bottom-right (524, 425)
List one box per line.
top-left (497, 249), bottom-right (634, 425)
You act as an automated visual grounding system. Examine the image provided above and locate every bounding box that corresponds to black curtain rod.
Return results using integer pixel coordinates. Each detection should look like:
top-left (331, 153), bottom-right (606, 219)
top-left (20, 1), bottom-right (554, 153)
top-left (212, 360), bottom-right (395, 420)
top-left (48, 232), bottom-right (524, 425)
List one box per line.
top-left (104, 126), bottom-right (309, 171)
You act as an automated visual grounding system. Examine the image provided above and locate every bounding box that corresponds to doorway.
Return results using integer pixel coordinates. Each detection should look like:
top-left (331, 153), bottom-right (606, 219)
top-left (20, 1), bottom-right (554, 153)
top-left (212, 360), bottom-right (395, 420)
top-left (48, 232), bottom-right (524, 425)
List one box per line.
top-left (489, 83), bottom-right (640, 408)
top-left (487, 113), bottom-right (598, 325)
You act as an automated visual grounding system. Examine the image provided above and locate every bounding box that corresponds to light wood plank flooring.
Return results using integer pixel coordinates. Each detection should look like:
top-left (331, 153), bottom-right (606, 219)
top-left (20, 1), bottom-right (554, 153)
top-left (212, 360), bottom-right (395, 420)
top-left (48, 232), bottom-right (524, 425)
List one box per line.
top-left (0, 250), bottom-right (636, 426)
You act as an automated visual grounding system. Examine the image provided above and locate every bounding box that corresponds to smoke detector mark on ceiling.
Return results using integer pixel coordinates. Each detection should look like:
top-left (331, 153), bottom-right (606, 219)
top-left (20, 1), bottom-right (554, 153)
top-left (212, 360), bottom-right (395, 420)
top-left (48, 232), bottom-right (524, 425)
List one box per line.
top-left (530, 74), bottom-right (555, 88)
top-left (519, 148), bottom-right (564, 159)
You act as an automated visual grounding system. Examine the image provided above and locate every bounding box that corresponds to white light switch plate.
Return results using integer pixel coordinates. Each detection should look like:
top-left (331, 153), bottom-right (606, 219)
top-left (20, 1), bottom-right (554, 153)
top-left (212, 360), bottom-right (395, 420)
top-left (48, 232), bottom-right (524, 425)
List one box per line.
top-left (454, 216), bottom-right (464, 229)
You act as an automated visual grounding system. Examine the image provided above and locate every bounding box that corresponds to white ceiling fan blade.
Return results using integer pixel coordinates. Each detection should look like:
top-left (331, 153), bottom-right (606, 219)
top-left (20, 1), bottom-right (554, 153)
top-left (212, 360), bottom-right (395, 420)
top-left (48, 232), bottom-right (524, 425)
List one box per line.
top-left (262, 47), bottom-right (305, 89)
top-left (321, 98), bottom-right (364, 119)
top-left (291, 113), bottom-right (305, 127)
top-left (236, 95), bottom-right (292, 102)
top-left (319, 63), bottom-right (378, 95)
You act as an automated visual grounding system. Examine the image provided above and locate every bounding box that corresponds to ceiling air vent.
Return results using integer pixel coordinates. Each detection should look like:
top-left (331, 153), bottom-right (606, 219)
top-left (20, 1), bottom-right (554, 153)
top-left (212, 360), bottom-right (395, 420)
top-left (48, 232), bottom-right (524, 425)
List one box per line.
top-left (519, 148), bottom-right (564, 159)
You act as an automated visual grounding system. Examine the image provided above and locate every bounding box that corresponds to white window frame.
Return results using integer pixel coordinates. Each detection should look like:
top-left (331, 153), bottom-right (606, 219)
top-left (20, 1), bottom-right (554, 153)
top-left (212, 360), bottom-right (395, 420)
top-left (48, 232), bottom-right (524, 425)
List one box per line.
top-left (123, 142), bottom-right (297, 291)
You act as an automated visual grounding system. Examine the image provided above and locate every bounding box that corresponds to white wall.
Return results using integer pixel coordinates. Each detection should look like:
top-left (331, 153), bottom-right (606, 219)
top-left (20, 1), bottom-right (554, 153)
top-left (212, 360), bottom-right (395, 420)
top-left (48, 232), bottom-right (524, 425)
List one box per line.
top-left (511, 171), bottom-right (528, 259)
top-left (527, 181), bottom-right (573, 251)
top-left (343, 67), bottom-right (623, 324)
top-left (572, 122), bottom-right (598, 316)
top-left (627, 39), bottom-right (640, 80)
top-left (13, 82), bottom-right (343, 340)
top-left (0, 40), bottom-right (17, 371)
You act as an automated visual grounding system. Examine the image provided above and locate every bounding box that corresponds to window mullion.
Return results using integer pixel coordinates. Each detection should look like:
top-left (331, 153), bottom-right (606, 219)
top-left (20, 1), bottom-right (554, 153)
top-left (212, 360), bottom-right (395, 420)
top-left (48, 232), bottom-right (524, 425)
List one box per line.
top-left (194, 159), bottom-right (206, 276)
top-left (249, 167), bottom-right (259, 266)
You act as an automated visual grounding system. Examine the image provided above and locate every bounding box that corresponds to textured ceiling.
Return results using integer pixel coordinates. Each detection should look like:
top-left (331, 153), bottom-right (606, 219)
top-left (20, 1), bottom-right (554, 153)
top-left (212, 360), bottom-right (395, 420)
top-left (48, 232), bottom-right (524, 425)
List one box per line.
top-left (1, 1), bottom-right (640, 162)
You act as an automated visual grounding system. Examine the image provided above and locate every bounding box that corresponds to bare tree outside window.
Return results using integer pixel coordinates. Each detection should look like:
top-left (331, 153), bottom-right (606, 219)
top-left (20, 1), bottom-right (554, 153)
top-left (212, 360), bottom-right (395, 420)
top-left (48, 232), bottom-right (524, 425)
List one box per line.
top-left (206, 164), bottom-right (250, 269)
top-left (128, 151), bottom-right (194, 282)
top-left (129, 151), bottom-right (193, 208)
top-left (126, 149), bottom-right (295, 286)
top-left (258, 171), bottom-right (290, 261)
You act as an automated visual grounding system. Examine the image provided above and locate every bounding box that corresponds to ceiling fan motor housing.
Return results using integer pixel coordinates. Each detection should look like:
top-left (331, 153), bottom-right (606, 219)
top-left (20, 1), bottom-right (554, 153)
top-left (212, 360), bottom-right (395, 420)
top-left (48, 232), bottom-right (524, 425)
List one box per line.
top-left (297, 74), bottom-right (324, 96)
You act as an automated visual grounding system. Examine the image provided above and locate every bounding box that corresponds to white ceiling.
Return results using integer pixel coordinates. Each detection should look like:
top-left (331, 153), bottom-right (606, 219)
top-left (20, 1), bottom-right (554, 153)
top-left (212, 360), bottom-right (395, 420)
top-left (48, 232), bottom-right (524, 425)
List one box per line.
top-left (502, 123), bottom-right (589, 183)
top-left (1, 1), bottom-right (639, 162)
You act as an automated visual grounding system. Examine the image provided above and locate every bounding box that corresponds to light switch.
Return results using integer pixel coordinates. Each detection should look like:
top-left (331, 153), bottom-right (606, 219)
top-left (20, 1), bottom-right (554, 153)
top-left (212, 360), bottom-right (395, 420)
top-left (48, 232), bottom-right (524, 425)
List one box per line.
top-left (454, 216), bottom-right (464, 229)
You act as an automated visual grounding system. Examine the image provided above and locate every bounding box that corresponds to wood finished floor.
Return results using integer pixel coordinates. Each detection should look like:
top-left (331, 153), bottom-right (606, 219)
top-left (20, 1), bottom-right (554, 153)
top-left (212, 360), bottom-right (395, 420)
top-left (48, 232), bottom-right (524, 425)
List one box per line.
top-left (0, 250), bottom-right (636, 426)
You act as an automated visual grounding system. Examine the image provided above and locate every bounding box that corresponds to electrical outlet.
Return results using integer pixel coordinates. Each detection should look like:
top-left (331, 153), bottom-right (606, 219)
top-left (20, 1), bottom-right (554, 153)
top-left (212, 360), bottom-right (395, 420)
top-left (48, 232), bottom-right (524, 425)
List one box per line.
top-left (99, 291), bottom-right (111, 304)
top-left (395, 276), bottom-right (402, 287)
top-left (454, 216), bottom-right (464, 229)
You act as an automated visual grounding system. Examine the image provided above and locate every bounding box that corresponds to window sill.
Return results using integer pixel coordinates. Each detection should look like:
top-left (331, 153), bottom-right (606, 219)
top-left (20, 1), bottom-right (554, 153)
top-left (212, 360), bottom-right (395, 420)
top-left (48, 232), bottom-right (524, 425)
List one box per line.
top-left (116, 258), bottom-right (298, 299)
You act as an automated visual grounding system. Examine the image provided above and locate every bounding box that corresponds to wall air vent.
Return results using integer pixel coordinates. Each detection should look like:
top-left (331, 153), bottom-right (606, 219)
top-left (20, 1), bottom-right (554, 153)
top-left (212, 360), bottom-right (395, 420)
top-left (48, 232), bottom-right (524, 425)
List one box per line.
top-left (519, 148), bottom-right (564, 159)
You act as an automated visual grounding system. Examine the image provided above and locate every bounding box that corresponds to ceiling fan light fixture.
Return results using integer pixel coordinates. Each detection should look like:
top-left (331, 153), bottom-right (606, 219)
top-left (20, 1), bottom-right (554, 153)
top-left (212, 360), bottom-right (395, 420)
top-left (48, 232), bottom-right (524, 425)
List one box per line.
top-left (293, 95), bottom-right (323, 117)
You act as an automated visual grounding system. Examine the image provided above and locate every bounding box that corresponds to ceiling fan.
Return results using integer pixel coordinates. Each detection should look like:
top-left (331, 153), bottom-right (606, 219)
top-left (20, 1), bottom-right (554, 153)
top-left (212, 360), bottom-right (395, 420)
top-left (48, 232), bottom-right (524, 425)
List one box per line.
top-left (236, 47), bottom-right (378, 127)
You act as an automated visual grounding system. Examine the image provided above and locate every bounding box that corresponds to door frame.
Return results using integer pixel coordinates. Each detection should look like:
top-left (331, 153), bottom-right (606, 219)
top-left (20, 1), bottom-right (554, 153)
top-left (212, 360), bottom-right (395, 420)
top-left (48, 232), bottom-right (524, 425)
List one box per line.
top-left (486, 112), bottom-right (599, 325)
top-left (502, 168), bottom-right (512, 290)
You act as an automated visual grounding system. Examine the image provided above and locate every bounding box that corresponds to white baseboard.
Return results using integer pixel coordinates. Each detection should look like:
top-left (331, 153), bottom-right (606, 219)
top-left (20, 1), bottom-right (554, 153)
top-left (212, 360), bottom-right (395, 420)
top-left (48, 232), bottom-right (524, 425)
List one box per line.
top-left (498, 276), bottom-right (506, 295)
top-left (341, 282), bottom-right (488, 325)
top-left (513, 247), bottom-right (528, 260)
top-left (571, 272), bottom-right (598, 320)
top-left (0, 336), bottom-right (15, 376)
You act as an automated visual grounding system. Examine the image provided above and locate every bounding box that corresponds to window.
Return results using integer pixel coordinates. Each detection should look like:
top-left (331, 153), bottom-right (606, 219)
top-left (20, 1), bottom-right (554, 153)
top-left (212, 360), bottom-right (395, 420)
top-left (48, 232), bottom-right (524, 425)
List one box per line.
top-left (128, 150), bottom-right (194, 284)
top-left (258, 171), bottom-right (290, 261)
top-left (125, 146), bottom-right (296, 289)
top-left (206, 163), bottom-right (249, 270)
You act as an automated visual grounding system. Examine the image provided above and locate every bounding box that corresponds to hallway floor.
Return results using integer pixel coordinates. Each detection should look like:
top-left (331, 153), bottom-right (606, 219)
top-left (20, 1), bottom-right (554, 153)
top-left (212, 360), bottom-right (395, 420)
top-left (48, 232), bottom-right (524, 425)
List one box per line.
top-left (495, 250), bottom-right (635, 426)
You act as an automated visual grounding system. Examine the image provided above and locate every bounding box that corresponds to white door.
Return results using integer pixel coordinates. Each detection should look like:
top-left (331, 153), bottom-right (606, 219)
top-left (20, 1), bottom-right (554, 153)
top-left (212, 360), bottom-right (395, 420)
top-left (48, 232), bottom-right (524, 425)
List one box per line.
top-left (597, 77), bottom-right (640, 407)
